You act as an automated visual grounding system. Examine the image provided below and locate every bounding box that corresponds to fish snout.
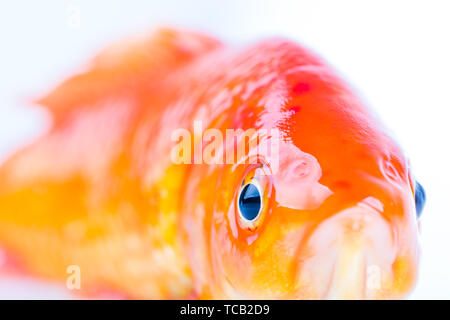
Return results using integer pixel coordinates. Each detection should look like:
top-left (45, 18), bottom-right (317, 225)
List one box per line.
top-left (294, 197), bottom-right (417, 299)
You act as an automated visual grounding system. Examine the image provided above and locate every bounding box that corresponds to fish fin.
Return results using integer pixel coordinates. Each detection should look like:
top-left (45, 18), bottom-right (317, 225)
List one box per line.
top-left (0, 245), bottom-right (128, 299)
top-left (36, 27), bottom-right (222, 120)
top-left (0, 94), bottom-right (191, 298)
top-left (0, 27), bottom-right (208, 298)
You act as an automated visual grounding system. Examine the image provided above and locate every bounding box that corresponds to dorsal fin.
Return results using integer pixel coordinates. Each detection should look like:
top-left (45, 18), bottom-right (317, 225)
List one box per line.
top-left (36, 27), bottom-right (222, 120)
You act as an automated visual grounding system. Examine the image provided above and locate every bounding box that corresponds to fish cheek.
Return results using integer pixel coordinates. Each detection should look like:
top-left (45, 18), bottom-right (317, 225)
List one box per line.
top-left (213, 160), bottom-right (318, 298)
top-left (206, 163), bottom-right (268, 294)
top-left (214, 199), bottom-right (304, 298)
top-left (202, 164), bottom-right (251, 296)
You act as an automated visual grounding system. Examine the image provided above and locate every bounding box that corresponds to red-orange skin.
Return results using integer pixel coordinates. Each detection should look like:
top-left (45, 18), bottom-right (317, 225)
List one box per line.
top-left (0, 28), bottom-right (419, 299)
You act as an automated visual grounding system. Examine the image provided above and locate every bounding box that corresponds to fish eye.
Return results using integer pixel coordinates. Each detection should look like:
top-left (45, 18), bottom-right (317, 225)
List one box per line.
top-left (238, 182), bottom-right (262, 221)
top-left (235, 164), bottom-right (272, 232)
top-left (414, 181), bottom-right (426, 218)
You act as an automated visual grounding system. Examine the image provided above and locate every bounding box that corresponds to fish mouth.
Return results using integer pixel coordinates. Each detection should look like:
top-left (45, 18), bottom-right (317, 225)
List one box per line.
top-left (295, 197), bottom-right (399, 299)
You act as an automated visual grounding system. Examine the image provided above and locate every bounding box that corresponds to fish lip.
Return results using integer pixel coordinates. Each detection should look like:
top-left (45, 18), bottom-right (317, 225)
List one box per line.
top-left (294, 197), bottom-right (397, 299)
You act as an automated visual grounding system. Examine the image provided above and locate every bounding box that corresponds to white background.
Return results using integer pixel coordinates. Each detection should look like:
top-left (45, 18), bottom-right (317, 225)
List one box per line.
top-left (0, 0), bottom-right (449, 299)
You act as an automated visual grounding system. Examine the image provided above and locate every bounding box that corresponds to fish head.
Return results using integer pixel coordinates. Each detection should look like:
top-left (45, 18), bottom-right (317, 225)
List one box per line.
top-left (196, 70), bottom-right (422, 300)
top-left (182, 41), bottom-right (424, 299)
top-left (209, 148), bottom-right (421, 299)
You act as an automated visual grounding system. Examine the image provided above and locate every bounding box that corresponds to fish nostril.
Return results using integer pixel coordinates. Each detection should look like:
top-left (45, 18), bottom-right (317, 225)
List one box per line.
top-left (289, 161), bottom-right (309, 177)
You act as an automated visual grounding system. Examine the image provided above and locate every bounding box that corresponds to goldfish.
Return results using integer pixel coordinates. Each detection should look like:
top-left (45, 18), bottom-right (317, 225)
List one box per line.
top-left (0, 28), bottom-right (425, 299)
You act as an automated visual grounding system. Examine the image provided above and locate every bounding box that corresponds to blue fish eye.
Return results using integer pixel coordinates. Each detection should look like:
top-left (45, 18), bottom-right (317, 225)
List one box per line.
top-left (238, 183), bottom-right (262, 221)
top-left (414, 181), bottom-right (426, 218)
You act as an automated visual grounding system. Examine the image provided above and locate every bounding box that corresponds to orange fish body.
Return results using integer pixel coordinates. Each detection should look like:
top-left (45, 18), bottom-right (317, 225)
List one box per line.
top-left (0, 28), bottom-right (423, 299)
